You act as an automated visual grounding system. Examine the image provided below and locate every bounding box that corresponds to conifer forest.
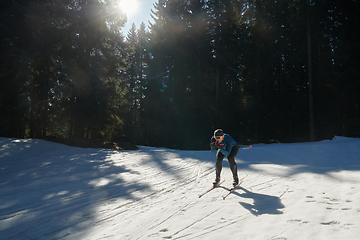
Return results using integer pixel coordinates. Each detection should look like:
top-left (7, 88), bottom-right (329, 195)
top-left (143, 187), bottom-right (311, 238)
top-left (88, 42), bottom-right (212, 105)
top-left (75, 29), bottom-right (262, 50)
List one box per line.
top-left (1, 0), bottom-right (359, 149)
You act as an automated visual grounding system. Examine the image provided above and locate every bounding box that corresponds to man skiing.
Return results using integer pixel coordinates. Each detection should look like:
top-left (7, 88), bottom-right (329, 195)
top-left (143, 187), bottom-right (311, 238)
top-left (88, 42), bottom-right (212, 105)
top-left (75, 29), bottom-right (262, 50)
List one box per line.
top-left (210, 129), bottom-right (240, 187)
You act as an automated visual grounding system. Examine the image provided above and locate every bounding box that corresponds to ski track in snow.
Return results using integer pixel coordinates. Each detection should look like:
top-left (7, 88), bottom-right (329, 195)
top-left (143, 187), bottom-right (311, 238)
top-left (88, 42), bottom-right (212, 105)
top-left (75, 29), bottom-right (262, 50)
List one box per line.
top-left (0, 136), bottom-right (360, 239)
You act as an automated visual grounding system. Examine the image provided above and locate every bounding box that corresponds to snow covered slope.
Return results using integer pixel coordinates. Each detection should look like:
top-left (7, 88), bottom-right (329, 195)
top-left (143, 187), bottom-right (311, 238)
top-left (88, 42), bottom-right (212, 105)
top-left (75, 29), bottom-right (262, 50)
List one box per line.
top-left (1, 136), bottom-right (359, 240)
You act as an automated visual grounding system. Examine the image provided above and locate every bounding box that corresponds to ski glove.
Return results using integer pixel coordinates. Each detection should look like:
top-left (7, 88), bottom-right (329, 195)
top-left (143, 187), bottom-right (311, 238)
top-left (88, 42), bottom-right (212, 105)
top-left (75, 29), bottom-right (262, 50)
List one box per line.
top-left (210, 142), bottom-right (222, 150)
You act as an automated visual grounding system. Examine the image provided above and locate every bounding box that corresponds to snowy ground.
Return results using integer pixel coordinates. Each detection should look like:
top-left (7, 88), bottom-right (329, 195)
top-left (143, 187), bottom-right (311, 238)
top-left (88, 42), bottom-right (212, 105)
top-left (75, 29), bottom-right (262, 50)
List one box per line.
top-left (1, 136), bottom-right (360, 240)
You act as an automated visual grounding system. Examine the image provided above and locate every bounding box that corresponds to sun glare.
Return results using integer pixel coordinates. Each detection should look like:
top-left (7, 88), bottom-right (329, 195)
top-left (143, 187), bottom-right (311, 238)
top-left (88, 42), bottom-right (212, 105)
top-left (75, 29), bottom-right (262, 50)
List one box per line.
top-left (118, 0), bottom-right (138, 17)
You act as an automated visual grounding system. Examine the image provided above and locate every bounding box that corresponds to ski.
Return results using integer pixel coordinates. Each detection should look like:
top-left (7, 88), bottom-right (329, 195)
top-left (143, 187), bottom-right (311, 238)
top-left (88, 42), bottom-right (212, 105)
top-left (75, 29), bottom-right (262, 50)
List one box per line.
top-left (198, 180), bottom-right (225, 198)
top-left (222, 181), bottom-right (243, 200)
top-left (222, 174), bottom-right (248, 200)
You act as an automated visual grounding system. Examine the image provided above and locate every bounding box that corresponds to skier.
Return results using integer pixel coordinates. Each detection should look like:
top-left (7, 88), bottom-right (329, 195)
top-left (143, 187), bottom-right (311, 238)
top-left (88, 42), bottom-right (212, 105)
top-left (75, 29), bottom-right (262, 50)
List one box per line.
top-left (210, 129), bottom-right (240, 187)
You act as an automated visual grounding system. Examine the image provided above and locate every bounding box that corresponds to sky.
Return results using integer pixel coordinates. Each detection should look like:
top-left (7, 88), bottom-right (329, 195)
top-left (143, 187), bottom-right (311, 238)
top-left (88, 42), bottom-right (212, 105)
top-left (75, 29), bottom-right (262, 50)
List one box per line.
top-left (1, 136), bottom-right (360, 239)
top-left (121, 0), bottom-right (158, 35)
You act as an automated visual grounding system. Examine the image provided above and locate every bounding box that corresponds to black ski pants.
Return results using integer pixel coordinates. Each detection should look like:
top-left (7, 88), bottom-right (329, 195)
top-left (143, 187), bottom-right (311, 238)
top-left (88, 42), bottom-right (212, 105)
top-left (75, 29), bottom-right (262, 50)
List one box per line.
top-left (216, 145), bottom-right (239, 179)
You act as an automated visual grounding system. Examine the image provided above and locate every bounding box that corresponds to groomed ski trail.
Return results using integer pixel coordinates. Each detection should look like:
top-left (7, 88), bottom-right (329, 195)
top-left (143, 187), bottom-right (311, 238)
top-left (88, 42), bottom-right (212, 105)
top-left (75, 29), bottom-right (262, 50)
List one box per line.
top-left (1, 138), bottom-right (360, 240)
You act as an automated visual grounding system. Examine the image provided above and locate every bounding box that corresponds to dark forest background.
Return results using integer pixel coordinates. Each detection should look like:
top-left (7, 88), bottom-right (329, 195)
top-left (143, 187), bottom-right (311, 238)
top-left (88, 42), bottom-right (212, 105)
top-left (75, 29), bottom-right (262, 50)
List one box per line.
top-left (1, 0), bottom-right (359, 150)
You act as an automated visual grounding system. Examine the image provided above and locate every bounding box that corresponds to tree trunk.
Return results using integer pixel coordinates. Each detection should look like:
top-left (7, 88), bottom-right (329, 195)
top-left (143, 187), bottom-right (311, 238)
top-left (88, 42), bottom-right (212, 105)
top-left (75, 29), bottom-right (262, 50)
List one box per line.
top-left (307, 3), bottom-right (315, 142)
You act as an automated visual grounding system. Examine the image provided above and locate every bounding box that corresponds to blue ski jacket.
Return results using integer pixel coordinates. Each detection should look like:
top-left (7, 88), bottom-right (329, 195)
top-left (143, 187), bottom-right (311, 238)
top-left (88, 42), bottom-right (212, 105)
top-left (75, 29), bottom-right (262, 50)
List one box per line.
top-left (210, 134), bottom-right (237, 157)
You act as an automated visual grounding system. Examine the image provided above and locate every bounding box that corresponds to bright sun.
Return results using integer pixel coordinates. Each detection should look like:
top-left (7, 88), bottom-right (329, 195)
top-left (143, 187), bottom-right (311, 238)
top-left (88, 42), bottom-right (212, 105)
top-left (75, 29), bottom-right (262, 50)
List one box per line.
top-left (118, 0), bottom-right (138, 17)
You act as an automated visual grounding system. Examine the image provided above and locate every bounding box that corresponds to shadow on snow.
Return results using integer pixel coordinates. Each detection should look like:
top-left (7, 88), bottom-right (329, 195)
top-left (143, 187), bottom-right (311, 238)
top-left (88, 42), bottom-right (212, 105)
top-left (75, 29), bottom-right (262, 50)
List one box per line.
top-left (236, 186), bottom-right (284, 216)
top-left (0, 138), bottom-right (151, 240)
top-left (1, 137), bottom-right (359, 239)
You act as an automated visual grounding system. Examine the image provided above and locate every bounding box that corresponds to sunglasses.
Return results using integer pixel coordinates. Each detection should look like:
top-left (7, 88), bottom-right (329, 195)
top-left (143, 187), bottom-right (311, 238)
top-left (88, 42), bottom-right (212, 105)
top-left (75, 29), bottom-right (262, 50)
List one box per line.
top-left (214, 135), bottom-right (223, 139)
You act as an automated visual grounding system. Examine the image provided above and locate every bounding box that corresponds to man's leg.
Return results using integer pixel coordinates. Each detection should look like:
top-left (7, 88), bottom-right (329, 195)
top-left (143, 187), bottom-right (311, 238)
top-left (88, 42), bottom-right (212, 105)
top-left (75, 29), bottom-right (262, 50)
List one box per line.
top-left (215, 150), bottom-right (225, 179)
top-left (227, 145), bottom-right (240, 180)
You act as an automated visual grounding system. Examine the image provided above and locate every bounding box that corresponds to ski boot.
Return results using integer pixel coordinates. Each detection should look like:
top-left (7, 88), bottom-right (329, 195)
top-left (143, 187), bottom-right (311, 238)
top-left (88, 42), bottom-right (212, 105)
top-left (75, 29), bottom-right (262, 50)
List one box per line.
top-left (233, 176), bottom-right (239, 186)
top-left (213, 177), bottom-right (221, 187)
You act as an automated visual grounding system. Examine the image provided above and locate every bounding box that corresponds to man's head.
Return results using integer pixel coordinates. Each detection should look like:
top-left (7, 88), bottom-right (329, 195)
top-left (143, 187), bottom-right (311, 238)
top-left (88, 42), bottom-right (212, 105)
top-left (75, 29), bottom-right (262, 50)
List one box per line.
top-left (214, 129), bottom-right (224, 142)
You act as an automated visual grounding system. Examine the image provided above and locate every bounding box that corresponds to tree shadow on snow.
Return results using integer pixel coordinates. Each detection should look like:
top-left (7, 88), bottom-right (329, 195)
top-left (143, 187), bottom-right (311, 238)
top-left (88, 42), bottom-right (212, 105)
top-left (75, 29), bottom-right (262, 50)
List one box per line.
top-left (235, 138), bottom-right (360, 178)
top-left (234, 186), bottom-right (285, 216)
top-left (0, 138), bottom-right (152, 240)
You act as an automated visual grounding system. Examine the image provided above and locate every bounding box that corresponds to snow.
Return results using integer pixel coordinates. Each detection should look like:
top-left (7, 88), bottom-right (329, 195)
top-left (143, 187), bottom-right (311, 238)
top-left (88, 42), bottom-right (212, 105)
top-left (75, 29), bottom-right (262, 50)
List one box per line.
top-left (1, 136), bottom-right (360, 240)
